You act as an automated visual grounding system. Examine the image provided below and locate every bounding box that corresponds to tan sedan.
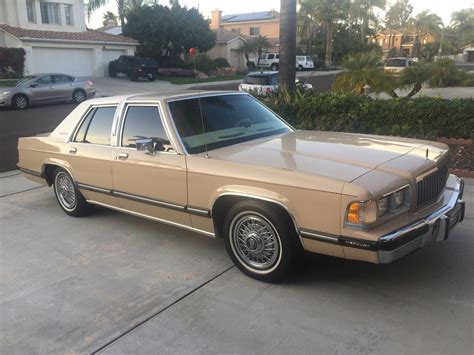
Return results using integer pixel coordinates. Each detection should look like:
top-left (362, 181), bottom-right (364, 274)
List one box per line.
top-left (17, 91), bottom-right (466, 281)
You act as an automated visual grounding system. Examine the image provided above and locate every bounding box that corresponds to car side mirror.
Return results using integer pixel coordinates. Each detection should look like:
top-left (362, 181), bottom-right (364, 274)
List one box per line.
top-left (30, 83), bottom-right (38, 88)
top-left (136, 138), bottom-right (155, 155)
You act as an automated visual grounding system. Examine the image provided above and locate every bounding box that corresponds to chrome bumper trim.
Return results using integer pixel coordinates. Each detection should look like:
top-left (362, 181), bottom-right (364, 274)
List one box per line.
top-left (378, 177), bottom-right (465, 263)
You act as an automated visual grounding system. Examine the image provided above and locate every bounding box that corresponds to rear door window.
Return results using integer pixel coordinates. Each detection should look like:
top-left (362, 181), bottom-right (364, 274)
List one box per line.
top-left (73, 106), bottom-right (117, 145)
top-left (53, 75), bottom-right (73, 83)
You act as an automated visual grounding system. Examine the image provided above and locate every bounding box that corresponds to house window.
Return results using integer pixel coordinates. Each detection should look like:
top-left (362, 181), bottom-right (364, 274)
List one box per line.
top-left (26, 0), bottom-right (36, 22)
top-left (64, 4), bottom-right (73, 25)
top-left (249, 27), bottom-right (260, 36)
top-left (40, 2), bottom-right (61, 25)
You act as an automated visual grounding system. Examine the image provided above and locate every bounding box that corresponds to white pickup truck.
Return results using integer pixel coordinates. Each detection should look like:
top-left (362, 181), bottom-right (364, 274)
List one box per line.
top-left (247, 54), bottom-right (314, 71)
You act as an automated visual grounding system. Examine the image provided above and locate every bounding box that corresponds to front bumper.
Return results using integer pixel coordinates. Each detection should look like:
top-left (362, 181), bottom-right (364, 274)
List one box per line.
top-left (378, 178), bottom-right (465, 263)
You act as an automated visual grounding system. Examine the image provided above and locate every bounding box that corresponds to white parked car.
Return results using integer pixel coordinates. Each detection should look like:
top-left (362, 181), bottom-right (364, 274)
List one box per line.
top-left (247, 54), bottom-right (315, 71)
top-left (384, 57), bottom-right (418, 73)
top-left (239, 71), bottom-right (313, 95)
top-left (296, 56), bottom-right (315, 71)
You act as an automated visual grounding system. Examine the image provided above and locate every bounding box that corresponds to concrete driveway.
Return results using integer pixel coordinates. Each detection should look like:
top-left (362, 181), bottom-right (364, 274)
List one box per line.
top-left (1, 173), bottom-right (473, 354)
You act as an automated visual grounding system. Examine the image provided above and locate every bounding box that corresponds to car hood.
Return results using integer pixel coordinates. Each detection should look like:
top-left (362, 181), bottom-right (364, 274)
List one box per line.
top-left (209, 130), bottom-right (447, 183)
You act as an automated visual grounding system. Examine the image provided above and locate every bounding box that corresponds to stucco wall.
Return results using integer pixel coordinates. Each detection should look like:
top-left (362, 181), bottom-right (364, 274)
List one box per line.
top-left (219, 21), bottom-right (279, 39)
top-left (3, 0), bottom-right (86, 32)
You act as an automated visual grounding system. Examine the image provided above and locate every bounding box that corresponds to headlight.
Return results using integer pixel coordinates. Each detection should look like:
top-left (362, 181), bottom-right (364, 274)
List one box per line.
top-left (346, 186), bottom-right (411, 228)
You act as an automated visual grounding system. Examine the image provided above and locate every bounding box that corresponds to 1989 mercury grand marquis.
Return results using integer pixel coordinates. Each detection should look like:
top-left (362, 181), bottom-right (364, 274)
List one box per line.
top-left (18, 91), bottom-right (466, 281)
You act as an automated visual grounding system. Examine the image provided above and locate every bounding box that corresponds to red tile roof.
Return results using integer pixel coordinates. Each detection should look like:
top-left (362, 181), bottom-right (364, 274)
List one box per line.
top-left (0, 24), bottom-right (137, 44)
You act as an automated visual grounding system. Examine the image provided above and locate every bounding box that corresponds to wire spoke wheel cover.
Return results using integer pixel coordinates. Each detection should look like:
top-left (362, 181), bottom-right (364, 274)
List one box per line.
top-left (54, 172), bottom-right (77, 211)
top-left (230, 212), bottom-right (282, 273)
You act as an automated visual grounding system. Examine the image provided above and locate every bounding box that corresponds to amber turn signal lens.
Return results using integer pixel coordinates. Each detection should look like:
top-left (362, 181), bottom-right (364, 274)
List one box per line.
top-left (347, 203), bottom-right (360, 224)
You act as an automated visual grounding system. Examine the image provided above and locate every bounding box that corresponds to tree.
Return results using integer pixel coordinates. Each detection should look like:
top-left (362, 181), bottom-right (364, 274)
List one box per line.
top-left (280, 0), bottom-right (297, 91)
top-left (235, 40), bottom-right (256, 67)
top-left (123, 3), bottom-right (215, 59)
top-left (350, 0), bottom-right (385, 41)
top-left (450, 8), bottom-right (474, 46)
top-left (384, 0), bottom-right (413, 28)
top-left (399, 61), bottom-right (433, 97)
top-left (408, 11), bottom-right (442, 57)
top-left (249, 36), bottom-right (273, 67)
top-left (86, 0), bottom-right (144, 25)
top-left (300, 0), bottom-right (349, 70)
top-left (102, 11), bottom-right (118, 26)
top-left (298, 0), bottom-right (319, 55)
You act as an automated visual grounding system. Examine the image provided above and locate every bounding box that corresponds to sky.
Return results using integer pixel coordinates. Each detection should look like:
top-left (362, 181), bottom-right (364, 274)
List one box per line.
top-left (88, 0), bottom-right (474, 29)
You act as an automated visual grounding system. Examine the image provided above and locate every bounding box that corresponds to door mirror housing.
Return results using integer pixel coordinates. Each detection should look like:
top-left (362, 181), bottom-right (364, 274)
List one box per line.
top-left (136, 138), bottom-right (155, 155)
top-left (30, 83), bottom-right (38, 88)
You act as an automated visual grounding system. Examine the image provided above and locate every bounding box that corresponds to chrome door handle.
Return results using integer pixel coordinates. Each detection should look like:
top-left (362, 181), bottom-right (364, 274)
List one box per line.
top-left (118, 152), bottom-right (129, 159)
top-left (69, 147), bottom-right (77, 154)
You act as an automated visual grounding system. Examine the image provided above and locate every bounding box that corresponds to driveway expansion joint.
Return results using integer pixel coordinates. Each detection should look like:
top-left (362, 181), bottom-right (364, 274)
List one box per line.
top-left (91, 264), bottom-right (235, 354)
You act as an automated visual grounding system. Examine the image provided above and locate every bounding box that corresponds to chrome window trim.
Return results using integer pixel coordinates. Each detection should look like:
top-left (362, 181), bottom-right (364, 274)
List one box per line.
top-left (116, 103), bottom-right (180, 155)
top-left (68, 104), bottom-right (119, 145)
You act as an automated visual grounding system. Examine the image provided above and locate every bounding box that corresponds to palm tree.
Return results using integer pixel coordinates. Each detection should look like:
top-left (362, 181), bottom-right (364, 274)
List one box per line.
top-left (409, 11), bottom-right (443, 57)
top-left (298, 0), bottom-right (318, 55)
top-left (351, 0), bottom-right (385, 41)
top-left (334, 51), bottom-right (390, 94)
top-left (250, 36), bottom-right (273, 67)
top-left (399, 61), bottom-right (433, 97)
top-left (87, 0), bottom-right (143, 25)
top-left (280, 0), bottom-right (297, 91)
top-left (102, 11), bottom-right (118, 26)
top-left (300, 0), bottom-right (348, 70)
top-left (235, 40), bottom-right (256, 68)
top-left (450, 8), bottom-right (474, 32)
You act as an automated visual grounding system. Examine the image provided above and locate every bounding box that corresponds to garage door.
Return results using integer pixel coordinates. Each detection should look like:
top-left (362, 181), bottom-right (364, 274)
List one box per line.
top-left (103, 50), bottom-right (127, 76)
top-left (33, 47), bottom-right (93, 77)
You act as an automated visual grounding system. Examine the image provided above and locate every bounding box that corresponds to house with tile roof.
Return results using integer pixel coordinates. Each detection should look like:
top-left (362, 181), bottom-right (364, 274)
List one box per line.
top-left (210, 9), bottom-right (280, 50)
top-left (0, 0), bottom-right (137, 77)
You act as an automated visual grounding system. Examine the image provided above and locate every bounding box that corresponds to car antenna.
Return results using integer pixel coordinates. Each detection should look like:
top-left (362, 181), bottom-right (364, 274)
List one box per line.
top-left (189, 47), bottom-right (209, 158)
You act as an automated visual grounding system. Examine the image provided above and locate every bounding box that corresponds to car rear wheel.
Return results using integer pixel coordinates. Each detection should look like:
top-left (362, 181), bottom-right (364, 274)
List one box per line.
top-left (53, 168), bottom-right (94, 217)
top-left (12, 94), bottom-right (29, 110)
top-left (223, 200), bottom-right (302, 282)
top-left (298, 65), bottom-right (303, 71)
top-left (109, 68), bottom-right (117, 78)
top-left (271, 64), bottom-right (279, 71)
top-left (72, 89), bottom-right (86, 104)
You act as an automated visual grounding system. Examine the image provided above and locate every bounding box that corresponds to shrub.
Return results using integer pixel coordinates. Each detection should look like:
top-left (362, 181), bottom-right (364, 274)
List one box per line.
top-left (0, 47), bottom-right (26, 78)
top-left (213, 57), bottom-right (230, 68)
top-left (258, 91), bottom-right (474, 139)
top-left (190, 53), bottom-right (217, 74)
top-left (429, 59), bottom-right (466, 87)
top-left (157, 56), bottom-right (187, 68)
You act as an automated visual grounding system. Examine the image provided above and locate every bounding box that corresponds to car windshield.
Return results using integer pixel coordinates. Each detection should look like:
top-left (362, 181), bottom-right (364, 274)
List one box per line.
top-left (386, 59), bottom-right (406, 67)
top-left (243, 75), bottom-right (270, 85)
top-left (169, 94), bottom-right (291, 154)
top-left (15, 76), bottom-right (37, 87)
top-left (137, 58), bottom-right (158, 67)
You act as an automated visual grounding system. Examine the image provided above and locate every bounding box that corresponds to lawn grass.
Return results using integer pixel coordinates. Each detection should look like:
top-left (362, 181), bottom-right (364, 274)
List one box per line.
top-left (156, 75), bottom-right (244, 85)
top-left (0, 80), bottom-right (18, 88)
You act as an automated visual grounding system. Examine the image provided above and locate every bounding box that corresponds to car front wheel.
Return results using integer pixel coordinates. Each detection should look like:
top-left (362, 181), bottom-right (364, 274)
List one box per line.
top-left (53, 168), bottom-right (94, 217)
top-left (12, 94), bottom-right (29, 109)
top-left (271, 64), bottom-right (279, 71)
top-left (223, 200), bottom-right (302, 282)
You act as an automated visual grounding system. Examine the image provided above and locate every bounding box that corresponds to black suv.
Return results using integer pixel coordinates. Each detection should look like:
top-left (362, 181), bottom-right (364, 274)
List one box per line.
top-left (108, 55), bottom-right (158, 81)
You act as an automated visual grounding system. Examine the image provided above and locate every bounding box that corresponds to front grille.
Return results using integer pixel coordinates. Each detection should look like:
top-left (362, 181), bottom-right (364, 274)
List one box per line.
top-left (416, 163), bottom-right (449, 208)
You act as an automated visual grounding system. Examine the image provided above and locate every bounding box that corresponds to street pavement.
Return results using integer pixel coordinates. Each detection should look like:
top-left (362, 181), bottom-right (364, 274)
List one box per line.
top-left (0, 173), bottom-right (473, 354)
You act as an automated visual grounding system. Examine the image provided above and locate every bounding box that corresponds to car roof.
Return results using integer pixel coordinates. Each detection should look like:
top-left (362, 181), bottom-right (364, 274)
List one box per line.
top-left (85, 90), bottom-right (247, 105)
top-left (246, 71), bottom-right (278, 77)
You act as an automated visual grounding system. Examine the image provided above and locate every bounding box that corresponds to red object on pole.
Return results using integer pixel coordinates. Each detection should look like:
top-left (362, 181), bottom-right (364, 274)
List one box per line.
top-left (189, 47), bottom-right (197, 56)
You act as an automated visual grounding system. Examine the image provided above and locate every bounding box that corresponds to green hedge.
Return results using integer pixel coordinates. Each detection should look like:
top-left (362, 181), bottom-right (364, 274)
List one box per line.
top-left (0, 47), bottom-right (26, 78)
top-left (259, 92), bottom-right (474, 139)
